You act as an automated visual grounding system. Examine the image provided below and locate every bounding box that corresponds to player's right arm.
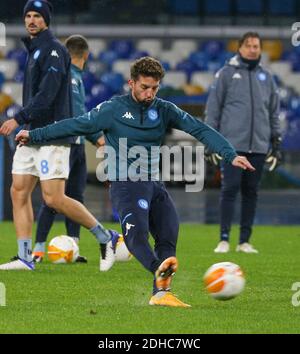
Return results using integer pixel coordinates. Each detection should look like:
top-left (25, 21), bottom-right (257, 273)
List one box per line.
top-left (16, 102), bottom-right (112, 144)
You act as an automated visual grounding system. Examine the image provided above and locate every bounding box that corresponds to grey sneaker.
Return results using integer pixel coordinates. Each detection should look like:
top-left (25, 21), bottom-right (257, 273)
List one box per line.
top-left (214, 241), bottom-right (230, 253)
top-left (236, 243), bottom-right (258, 254)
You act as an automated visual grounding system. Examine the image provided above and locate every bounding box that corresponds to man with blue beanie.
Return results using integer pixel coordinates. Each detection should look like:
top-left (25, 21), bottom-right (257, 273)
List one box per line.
top-left (0, 0), bottom-right (119, 272)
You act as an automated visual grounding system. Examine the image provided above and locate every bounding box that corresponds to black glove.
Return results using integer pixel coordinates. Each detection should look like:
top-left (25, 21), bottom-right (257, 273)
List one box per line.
top-left (265, 136), bottom-right (282, 171)
top-left (204, 148), bottom-right (222, 166)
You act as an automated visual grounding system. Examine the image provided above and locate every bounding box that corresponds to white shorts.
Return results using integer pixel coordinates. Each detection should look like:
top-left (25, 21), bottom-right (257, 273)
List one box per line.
top-left (12, 145), bottom-right (70, 180)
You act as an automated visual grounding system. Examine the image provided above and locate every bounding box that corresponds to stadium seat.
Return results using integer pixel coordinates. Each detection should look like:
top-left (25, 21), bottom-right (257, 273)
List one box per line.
top-left (269, 61), bottom-right (292, 80)
top-left (262, 40), bottom-right (283, 61)
top-left (159, 50), bottom-right (186, 69)
top-left (87, 60), bottom-right (106, 76)
top-left (189, 51), bottom-right (209, 71)
top-left (162, 71), bottom-right (187, 88)
top-left (112, 59), bottom-right (132, 80)
top-left (283, 73), bottom-right (300, 94)
top-left (98, 50), bottom-right (119, 70)
top-left (5, 103), bottom-right (22, 118)
top-left (200, 40), bottom-right (225, 60)
top-left (100, 72), bottom-right (125, 93)
top-left (227, 40), bottom-right (239, 53)
top-left (0, 38), bottom-right (16, 57)
top-left (13, 70), bottom-right (24, 84)
top-left (108, 40), bottom-right (135, 59)
top-left (82, 71), bottom-right (98, 95)
top-left (175, 60), bottom-right (198, 81)
top-left (0, 59), bottom-right (18, 80)
top-left (0, 92), bottom-right (14, 113)
top-left (136, 39), bottom-right (162, 58)
top-left (190, 72), bottom-right (215, 91)
top-left (182, 84), bottom-right (205, 95)
top-left (0, 71), bottom-right (4, 90)
top-left (86, 39), bottom-right (107, 58)
top-left (6, 48), bottom-right (27, 71)
top-left (171, 40), bottom-right (198, 59)
top-left (129, 50), bottom-right (149, 60)
top-left (2, 82), bottom-right (23, 105)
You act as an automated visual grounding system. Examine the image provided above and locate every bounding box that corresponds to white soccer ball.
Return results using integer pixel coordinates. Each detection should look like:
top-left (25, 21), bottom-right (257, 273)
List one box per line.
top-left (203, 262), bottom-right (245, 300)
top-left (48, 235), bottom-right (79, 264)
top-left (115, 235), bottom-right (132, 262)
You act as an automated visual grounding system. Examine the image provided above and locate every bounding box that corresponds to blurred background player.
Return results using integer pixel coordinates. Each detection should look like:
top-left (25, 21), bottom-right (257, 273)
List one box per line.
top-left (205, 32), bottom-right (282, 254)
top-left (16, 57), bottom-right (255, 307)
top-left (32, 34), bottom-right (104, 263)
top-left (0, 0), bottom-right (119, 272)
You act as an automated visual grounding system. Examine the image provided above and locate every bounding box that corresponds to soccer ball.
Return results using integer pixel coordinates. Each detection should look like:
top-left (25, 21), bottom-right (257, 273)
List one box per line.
top-left (115, 235), bottom-right (132, 262)
top-left (48, 235), bottom-right (79, 264)
top-left (203, 262), bottom-right (245, 300)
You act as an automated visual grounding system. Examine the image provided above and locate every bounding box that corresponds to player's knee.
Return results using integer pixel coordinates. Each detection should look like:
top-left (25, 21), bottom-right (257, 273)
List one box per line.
top-left (43, 194), bottom-right (64, 212)
top-left (124, 226), bottom-right (148, 250)
top-left (10, 184), bottom-right (27, 202)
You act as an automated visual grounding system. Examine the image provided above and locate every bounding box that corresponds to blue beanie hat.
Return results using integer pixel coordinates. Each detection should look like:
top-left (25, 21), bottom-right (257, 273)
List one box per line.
top-left (23, 1), bottom-right (53, 26)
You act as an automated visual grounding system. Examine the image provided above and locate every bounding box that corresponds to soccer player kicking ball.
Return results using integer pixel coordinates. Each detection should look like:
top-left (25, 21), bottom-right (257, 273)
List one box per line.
top-left (15, 57), bottom-right (255, 308)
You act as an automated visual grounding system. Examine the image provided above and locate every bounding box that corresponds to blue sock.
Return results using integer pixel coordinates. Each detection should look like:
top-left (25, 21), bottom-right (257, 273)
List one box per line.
top-left (89, 223), bottom-right (111, 244)
top-left (33, 242), bottom-right (46, 253)
top-left (18, 239), bottom-right (32, 262)
top-left (221, 233), bottom-right (229, 242)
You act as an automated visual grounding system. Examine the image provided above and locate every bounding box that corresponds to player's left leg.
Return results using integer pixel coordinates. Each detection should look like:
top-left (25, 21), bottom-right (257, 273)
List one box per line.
top-left (33, 201), bottom-right (57, 262)
top-left (237, 153), bottom-right (266, 253)
top-left (148, 182), bottom-right (190, 307)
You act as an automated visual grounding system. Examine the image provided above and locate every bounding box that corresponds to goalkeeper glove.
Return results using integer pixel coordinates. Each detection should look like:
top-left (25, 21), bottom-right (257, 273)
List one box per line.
top-left (265, 136), bottom-right (282, 171)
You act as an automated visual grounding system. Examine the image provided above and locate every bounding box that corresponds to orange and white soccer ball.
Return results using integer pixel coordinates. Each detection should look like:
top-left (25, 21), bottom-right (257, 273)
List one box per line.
top-left (203, 262), bottom-right (245, 300)
top-left (48, 235), bottom-right (79, 264)
top-left (115, 235), bottom-right (132, 262)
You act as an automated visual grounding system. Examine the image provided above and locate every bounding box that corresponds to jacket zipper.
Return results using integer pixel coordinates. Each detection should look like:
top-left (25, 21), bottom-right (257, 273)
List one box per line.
top-left (248, 70), bottom-right (255, 153)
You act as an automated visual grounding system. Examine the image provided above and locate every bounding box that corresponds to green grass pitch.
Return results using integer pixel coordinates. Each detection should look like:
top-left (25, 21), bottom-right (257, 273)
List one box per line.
top-left (0, 222), bottom-right (300, 334)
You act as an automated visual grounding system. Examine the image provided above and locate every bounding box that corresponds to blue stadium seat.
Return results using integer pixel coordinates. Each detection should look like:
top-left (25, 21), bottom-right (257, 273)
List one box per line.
top-left (100, 72), bottom-right (124, 93)
top-left (167, 0), bottom-right (199, 15)
top-left (204, 0), bottom-right (231, 15)
top-left (14, 70), bottom-right (24, 83)
top-left (6, 48), bottom-right (27, 71)
top-left (98, 50), bottom-right (119, 70)
top-left (176, 60), bottom-right (198, 81)
top-left (189, 51), bottom-right (209, 71)
top-left (282, 120), bottom-right (300, 151)
top-left (129, 50), bottom-right (149, 60)
top-left (85, 84), bottom-right (114, 111)
top-left (0, 71), bottom-right (4, 90)
top-left (109, 40), bottom-right (135, 59)
top-left (5, 103), bottom-right (22, 118)
top-left (267, 0), bottom-right (295, 15)
top-left (82, 71), bottom-right (98, 95)
top-left (236, 0), bottom-right (263, 14)
top-left (200, 40), bottom-right (225, 60)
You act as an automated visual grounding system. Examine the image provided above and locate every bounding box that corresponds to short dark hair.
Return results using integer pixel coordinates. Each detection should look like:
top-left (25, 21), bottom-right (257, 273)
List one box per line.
top-left (130, 56), bottom-right (165, 81)
top-left (65, 35), bottom-right (89, 58)
top-left (238, 32), bottom-right (262, 48)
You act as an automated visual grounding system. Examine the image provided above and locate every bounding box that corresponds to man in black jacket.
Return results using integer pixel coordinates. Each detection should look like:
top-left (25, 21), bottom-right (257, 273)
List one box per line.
top-left (0, 0), bottom-right (119, 271)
